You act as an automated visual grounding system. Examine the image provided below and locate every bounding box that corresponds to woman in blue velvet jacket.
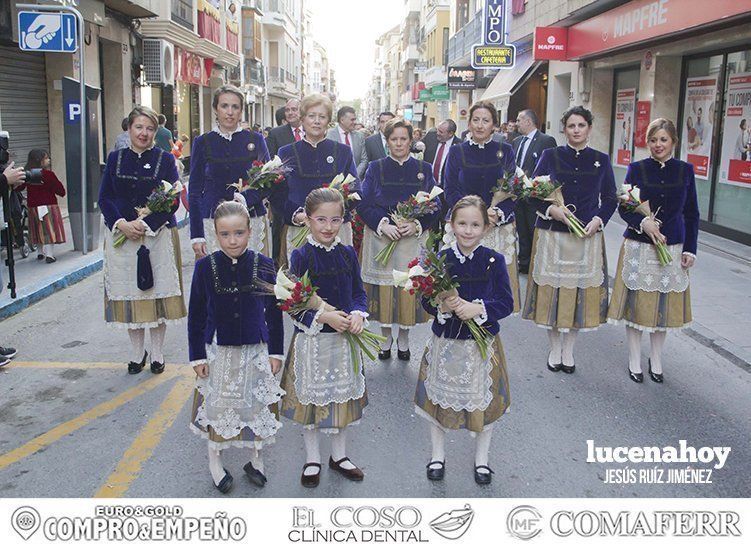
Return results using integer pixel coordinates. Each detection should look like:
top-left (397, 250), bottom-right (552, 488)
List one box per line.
top-left (98, 106), bottom-right (186, 375)
top-left (608, 118), bottom-right (698, 384)
top-left (522, 106), bottom-right (617, 374)
top-left (358, 118), bottom-right (441, 361)
top-left (189, 85), bottom-right (271, 260)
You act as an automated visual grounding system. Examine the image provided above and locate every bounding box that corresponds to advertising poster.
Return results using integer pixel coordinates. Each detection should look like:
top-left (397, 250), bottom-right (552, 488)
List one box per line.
top-left (612, 88), bottom-right (635, 168)
top-left (719, 72), bottom-right (751, 187)
top-left (634, 100), bottom-right (651, 148)
top-left (680, 76), bottom-right (717, 179)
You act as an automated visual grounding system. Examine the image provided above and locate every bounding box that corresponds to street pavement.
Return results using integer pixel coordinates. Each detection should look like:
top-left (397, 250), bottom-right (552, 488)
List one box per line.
top-left (0, 224), bottom-right (749, 499)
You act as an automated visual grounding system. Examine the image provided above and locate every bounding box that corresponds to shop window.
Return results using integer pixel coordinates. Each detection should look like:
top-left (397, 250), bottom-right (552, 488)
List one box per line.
top-left (610, 68), bottom-right (639, 186)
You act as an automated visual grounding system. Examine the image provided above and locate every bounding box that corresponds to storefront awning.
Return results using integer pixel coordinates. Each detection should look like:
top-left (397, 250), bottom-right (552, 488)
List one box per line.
top-left (481, 51), bottom-right (539, 104)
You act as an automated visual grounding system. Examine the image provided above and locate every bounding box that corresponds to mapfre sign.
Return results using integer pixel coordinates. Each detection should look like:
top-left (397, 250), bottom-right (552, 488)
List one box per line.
top-left (534, 27), bottom-right (568, 60)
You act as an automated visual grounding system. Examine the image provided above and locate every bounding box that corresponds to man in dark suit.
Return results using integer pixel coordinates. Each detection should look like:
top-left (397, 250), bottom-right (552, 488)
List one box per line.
top-left (364, 111), bottom-right (395, 164)
top-left (423, 119), bottom-right (460, 187)
top-left (512, 109), bottom-right (557, 273)
top-left (265, 98), bottom-right (303, 266)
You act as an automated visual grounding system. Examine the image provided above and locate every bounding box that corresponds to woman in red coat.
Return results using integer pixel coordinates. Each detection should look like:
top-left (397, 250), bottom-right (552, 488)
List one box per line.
top-left (22, 149), bottom-right (66, 263)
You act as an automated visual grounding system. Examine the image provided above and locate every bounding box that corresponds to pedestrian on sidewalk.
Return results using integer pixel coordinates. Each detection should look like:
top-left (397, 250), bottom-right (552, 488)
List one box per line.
top-left (522, 106), bottom-right (617, 373)
top-left (443, 101), bottom-right (521, 313)
top-left (98, 105), bottom-right (187, 376)
top-left (189, 85), bottom-right (272, 260)
top-left (19, 149), bottom-right (66, 263)
top-left (414, 196), bottom-right (514, 485)
top-left (155, 114), bottom-right (174, 153)
top-left (188, 201), bottom-right (285, 494)
top-left (358, 118), bottom-right (439, 361)
top-left (608, 118), bottom-right (698, 384)
top-left (279, 188), bottom-right (369, 489)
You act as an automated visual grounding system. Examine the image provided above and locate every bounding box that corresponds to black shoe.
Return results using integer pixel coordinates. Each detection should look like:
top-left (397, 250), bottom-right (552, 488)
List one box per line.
top-left (37, 254), bottom-right (45, 260)
top-left (214, 468), bottom-right (233, 494)
top-left (243, 461), bottom-right (267, 487)
top-left (397, 348), bottom-right (411, 361)
top-left (127, 351), bottom-right (148, 375)
top-left (329, 456), bottom-right (364, 481)
top-left (378, 348), bottom-right (392, 360)
top-left (426, 460), bottom-right (445, 481)
top-left (561, 363), bottom-right (575, 374)
top-left (301, 462), bottom-right (321, 488)
top-left (474, 465), bottom-right (494, 485)
top-left (629, 368), bottom-right (644, 383)
top-left (0, 356), bottom-right (10, 369)
top-left (547, 353), bottom-right (562, 372)
top-left (648, 358), bottom-right (663, 383)
top-left (150, 360), bottom-right (165, 374)
top-left (0, 346), bottom-right (17, 359)
top-left (45, 256), bottom-right (57, 263)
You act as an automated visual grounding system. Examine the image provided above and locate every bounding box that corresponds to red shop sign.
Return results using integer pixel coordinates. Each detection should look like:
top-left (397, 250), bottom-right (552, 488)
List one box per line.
top-left (533, 27), bottom-right (568, 61)
top-left (568, 0), bottom-right (751, 60)
top-left (634, 100), bottom-right (651, 148)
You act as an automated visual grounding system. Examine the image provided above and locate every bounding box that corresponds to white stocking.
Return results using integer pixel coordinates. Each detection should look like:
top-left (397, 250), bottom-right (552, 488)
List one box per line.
top-left (331, 428), bottom-right (356, 469)
top-left (562, 330), bottom-right (578, 367)
top-left (127, 329), bottom-right (145, 362)
top-left (626, 326), bottom-right (643, 373)
top-left (250, 448), bottom-right (264, 473)
top-left (547, 328), bottom-right (561, 365)
top-left (150, 323), bottom-right (167, 363)
top-left (649, 331), bottom-right (667, 374)
top-left (302, 428), bottom-right (321, 475)
top-left (380, 326), bottom-right (393, 350)
top-left (43, 244), bottom-right (54, 258)
top-left (429, 423), bottom-right (446, 463)
top-left (397, 327), bottom-right (410, 351)
top-left (474, 427), bottom-right (494, 473)
top-left (207, 445), bottom-right (225, 485)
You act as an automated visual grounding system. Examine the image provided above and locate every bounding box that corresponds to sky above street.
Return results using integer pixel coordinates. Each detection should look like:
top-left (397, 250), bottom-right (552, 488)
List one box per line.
top-left (309, 0), bottom-right (403, 101)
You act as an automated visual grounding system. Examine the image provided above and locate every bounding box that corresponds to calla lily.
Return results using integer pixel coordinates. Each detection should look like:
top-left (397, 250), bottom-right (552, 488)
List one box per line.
top-left (621, 183), bottom-right (633, 192)
top-left (276, 269), bottom-right (296, 290)
top-left (393, 269), bottom-right (411, 288)
top-left (522, 174), bottom-right (534, 188)
top-left (273, 283), bottom-right (292, 301)
top-left (349, 192), bottom-right (361, 201)
top-left (515, 166), bottom-right (526, 179)
top-left (408, 264), bottom-right (427, 278)
top-left (261, 155), bottom-right (283, 173)
top-left (414, 186), bottom-right (443, 204)
top-left (630, 187), bottom-right (641, 201)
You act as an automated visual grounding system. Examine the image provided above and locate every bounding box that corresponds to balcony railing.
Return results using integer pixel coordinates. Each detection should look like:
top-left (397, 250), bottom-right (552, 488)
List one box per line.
top-left (447, 10), bottom-right (482, 65)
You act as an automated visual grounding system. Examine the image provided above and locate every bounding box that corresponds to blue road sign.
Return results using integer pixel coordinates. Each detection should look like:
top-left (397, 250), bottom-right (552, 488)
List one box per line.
top-left (64, 101), bottom-right (82, 125)
top-left (18, 11), bottom-right (77, 53)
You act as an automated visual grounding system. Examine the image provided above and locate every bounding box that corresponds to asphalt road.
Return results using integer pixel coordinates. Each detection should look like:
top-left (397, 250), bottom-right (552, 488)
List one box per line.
top-left (0, 233), bottom-right (749, 499)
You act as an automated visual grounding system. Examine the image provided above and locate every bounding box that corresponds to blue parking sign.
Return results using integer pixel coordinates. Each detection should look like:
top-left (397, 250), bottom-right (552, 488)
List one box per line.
top-left (18, 11), bottom-right (78, 53)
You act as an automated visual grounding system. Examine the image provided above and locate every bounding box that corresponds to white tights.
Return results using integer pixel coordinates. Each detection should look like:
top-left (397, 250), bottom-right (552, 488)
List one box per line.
top-left (547, 328), bottom-right (577, 366)
top-left (428, 423), bottom-right (494, 472)
top-left (126, 324), bottom-right (167, 363)
top-left (380, 326), bottom-right (410, 351)
top-left (625, 326), bottom-right (667, 373)
top-left (302, 428), bottom-right (357, 476)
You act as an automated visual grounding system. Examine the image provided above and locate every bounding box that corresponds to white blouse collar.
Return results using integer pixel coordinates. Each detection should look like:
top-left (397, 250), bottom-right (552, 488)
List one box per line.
top-left (566, 143), bottom-right (588, 156)
top-left (468, 136), bottom-right (493, 149)
top-left (303, 137), bottom-right (326, 148)
top-left (307, 234), bottom-right (341, 252)
top-left (129, 145), bottom-right (154, 158)
top-left (650, 156), bottom-right (671, 169)
top-left (388, 155), bottom-right (410, 166)
top-left (213, 125), bottom-right (243, 141)
top-left (450, 240), bottom-right (477, 263)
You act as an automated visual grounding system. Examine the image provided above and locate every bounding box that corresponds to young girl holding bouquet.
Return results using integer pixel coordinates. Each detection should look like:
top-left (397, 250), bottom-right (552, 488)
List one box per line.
top-left (413, 196), bottom-right (515, 485)
top-left (279, 187), bottom-right (369, 488)
top-left (188, 201), bottom-right (285, 493)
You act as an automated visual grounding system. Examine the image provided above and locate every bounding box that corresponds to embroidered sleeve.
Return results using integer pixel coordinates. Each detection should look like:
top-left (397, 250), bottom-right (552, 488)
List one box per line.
top-left (291, 206), bottom-right (306, 226)
top-left (190, 237), bottom-right (207, 244)
top-left (375, 217), bottom-right (390, 237)
top-left (413, 220), bottom-right (423, 237)
top-left (436, 310), bottom-right (452, 325)
top-left (493, 207), bottom-right (506, 225)
top-left (294, 304), bottom-right (325, 336)
top-left (471, 298), bottom-right (488, 325)
top-left (536, 205), bottom-right (553, 221)
top-left (190, 359), bottom-right (207, 367)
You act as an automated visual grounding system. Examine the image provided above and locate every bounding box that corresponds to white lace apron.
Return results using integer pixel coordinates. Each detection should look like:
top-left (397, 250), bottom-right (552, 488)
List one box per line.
top-left (443, 223), bottom-right (517, 263)
top-left (424, 335), bottom-right (493, 412)
top-left (622, 240), bottom-right (689, 293)
top-left (360, 227), bottom-right (427, 285)
top-left (286, 222), bottom-right (352, 263)
top-left (104, 225), bottom-right (181, 301)
top-left (293, 332), bottom-right (365, 406)
top-left (195, 342), bottom-right (284, 444)
top-left (203, 216), bottom-right (270, 256)
top-left (532, 230), bottom-right (604, 289)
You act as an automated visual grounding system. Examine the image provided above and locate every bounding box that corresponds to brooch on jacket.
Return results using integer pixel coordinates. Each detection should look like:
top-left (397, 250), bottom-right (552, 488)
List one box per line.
top-left (594, 161), bottom-right (601, 168)
top-left (143, 164), bottom-right (151, 169)
top-left (496, 150), bottom-right (504, 159)
top-left (326, 156), bottom-right (334, 164)
top-left (417, 172), bottom-right (425, 181)
top-left (247, 143), bottom-right (255, 151)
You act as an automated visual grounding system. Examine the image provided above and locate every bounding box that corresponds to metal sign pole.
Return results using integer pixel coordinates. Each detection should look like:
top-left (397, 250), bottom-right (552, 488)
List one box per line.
top-left (17, 4), bottom-right (87, 255)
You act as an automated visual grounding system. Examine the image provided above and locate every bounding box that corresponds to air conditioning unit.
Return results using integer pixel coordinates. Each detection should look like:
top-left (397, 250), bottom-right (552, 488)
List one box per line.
top-left (142, 39), bottom-right (175, 85)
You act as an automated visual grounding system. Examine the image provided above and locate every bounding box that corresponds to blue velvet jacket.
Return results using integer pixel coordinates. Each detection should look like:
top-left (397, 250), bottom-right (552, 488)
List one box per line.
top-left (531, 145), bottom-right (618, 232)
top-left (289, 239), bottom-right (368, 334)
top-left (188, 250), bottom-right (284, 362)
top-left (278, 138), bottom-right (359, 225)
top-left (443, 139), bottom-right (517, 224)
top-left (358, 156), bottom-right (441, 233)
top-left (620, 157), bottom-right (700, 255)
top-left (188, 130), bottom-right (271, 240)
top-left (422, 244), bottom-right (514, 339)
top-left (98, 147), bottom-right (179, 233)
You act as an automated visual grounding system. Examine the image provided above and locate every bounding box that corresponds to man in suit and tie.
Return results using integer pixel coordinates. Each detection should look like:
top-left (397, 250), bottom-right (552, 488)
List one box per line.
top-left (512, 109), bottom-right (557, 274)
top-left (423, 119), bottom-right (459, 187)
top-left (364, 111), bottom-right (395, 164)
top-left (265, 98), bottom-right (303, 266)
top-left (326, 106), bottom-right (368, 178)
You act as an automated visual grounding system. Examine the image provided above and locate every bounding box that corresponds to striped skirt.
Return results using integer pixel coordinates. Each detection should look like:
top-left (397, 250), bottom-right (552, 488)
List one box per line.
top-left (414, 335), bottom-right (510, 434)
top-left (29, 205), bottom-right (66, 246)
top-left (607, 240), bottom-right (692, 332)
top-left (104, 228), bottom-right (187, 329)
top-left (522, 229), bottom-right (609, 332)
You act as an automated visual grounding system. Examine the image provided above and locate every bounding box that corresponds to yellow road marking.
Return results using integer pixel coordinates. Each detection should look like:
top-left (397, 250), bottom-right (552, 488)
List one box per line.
top-left (0, 372), bottom-right (182, 471)
top-left (95, 377), bottom-right (195, 498)
top-left (10, 361), bottom-right (194, 377)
